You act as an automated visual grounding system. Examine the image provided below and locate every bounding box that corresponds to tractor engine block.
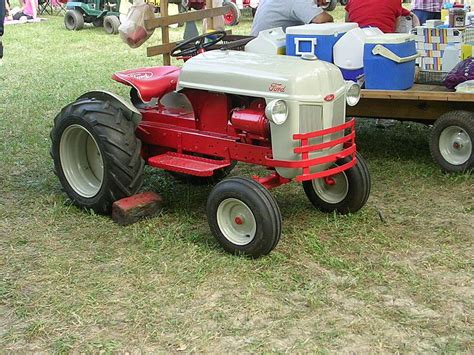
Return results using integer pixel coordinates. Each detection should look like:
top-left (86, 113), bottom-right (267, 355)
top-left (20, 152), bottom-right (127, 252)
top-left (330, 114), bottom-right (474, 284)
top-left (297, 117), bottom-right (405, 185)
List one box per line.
top-left (230, 108), bottom-right (270, 141)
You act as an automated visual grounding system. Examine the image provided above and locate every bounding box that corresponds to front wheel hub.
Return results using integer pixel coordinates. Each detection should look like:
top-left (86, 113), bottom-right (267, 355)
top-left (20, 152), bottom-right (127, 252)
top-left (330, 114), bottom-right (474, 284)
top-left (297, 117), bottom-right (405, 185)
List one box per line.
top-left (217, 198), bottom-right (256, 245)
top-left (312, 171), bottom-right (349, 204)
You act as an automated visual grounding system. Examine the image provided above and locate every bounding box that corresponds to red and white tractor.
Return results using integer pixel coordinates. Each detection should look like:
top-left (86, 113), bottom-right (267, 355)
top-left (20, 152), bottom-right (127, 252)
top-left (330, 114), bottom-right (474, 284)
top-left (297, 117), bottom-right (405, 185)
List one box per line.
top-left (50, 32), bottom-right (371, 258)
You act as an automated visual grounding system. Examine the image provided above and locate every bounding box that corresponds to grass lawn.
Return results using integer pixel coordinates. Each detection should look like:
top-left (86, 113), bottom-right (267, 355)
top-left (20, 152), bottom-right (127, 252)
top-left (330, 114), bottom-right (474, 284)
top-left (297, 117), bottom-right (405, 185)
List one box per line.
top-left (1, 6), bottom-right (473, 353)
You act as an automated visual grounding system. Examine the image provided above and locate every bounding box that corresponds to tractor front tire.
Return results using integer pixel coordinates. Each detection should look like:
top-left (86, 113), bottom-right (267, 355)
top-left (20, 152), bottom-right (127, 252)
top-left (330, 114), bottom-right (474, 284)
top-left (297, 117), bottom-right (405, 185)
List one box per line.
top-left (64, 10), bottom-right (84, 31)
top-left (104, 16), bottom-right (120, 34)
top-left (50, 98), bottom-right (145, 214)
top-left (207, 177), bottom-right (282, 258)
top-left (303, 152), bottom-right (371, 214)
top-left (429, 111), bottom-right (473, 173)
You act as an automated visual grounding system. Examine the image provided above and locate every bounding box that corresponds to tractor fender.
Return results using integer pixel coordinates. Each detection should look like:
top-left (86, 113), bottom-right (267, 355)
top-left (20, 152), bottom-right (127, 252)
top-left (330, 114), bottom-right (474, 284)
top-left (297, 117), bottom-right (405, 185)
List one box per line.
top-left (77, 90), bottom-right (142, 126)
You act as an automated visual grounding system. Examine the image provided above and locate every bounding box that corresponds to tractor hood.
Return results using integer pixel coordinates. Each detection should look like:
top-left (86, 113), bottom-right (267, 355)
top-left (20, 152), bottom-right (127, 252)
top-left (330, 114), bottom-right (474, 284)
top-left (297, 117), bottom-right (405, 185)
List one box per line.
top-left (177, 50), bottom-right (346, 102)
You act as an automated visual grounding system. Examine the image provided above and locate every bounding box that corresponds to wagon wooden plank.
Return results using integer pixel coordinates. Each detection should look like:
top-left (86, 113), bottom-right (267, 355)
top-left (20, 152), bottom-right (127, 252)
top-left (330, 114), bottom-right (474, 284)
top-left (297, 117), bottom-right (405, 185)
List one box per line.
top-left (347, 98), bottom-right (474, 121)
top-left (359, 84), bottom-right (473, 102)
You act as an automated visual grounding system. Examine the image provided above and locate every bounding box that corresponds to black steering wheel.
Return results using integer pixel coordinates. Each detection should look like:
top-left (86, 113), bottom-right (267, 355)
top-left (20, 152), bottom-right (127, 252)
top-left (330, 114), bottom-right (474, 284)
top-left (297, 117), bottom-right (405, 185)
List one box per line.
top-left (170, 31), bottom-right (227, 58)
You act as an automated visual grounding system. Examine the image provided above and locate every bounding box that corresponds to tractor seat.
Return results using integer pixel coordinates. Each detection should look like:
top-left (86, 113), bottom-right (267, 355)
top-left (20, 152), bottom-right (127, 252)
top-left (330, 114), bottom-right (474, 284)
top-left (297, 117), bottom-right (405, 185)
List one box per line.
top-left (112, 66), bottom-right (181, 103)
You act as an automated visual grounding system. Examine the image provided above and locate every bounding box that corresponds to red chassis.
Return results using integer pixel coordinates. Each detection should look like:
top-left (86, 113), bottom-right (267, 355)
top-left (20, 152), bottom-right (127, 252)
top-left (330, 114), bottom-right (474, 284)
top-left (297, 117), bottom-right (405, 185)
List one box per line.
top-left (123, 86), bottom-right (356, 189)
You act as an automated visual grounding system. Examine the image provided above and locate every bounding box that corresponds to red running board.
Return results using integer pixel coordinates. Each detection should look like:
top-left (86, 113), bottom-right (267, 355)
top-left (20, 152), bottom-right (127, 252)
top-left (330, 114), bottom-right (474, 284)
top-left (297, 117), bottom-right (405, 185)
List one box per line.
top-left (148, 152), bottom-right (231, 177)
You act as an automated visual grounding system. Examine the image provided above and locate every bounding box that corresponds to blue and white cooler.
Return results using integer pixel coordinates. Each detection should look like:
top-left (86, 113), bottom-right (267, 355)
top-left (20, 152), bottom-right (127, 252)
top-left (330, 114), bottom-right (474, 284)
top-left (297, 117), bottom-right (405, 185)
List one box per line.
top-left (333, 27), bottom-right (383, 81)
top-left (286, 23), bottom-right (358, 63)
top-left (364, 34), bottom-right (420, 90)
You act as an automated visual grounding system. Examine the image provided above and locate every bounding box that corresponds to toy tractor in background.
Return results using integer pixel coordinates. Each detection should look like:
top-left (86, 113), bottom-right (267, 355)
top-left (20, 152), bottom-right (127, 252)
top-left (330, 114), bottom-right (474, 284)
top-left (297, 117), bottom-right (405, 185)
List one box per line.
top-left (178, 0), bottom-right (255, 26)
top-left (64, 0), bottom-right (123, 34)
top-left (50, 32), bottom-right (371, 258)
top-left (222, 0), bottom-right (259, 26)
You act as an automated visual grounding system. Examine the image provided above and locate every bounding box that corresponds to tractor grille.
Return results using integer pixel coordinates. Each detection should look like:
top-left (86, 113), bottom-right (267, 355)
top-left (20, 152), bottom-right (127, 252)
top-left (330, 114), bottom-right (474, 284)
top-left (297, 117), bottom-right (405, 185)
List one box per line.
top-left (332, 96), bottom-right (346, 127)
top-left (299, 105), bottom-right (323, 134)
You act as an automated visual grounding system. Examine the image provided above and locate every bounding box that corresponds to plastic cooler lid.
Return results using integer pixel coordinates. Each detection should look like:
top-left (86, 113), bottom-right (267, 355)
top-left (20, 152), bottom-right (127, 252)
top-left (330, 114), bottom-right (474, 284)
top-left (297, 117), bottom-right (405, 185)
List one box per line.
top-left (365, 33), bottom-right (415, 44)
top-left (286, 23), bottom-right (358, 35)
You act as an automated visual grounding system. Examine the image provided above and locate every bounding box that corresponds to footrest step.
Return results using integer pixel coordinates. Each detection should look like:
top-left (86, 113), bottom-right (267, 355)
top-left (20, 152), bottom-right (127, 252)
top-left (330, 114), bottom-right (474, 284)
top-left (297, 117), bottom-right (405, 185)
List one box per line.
top-left (148, 152), bottom-right (231, 177)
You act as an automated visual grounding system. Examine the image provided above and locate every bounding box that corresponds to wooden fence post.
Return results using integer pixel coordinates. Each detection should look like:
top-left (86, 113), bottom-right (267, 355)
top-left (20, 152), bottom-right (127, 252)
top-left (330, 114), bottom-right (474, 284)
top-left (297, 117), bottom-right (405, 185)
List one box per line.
top-left (146, 3), bottom-right (231, 60)
top-left (161, 0), bottom-right (171, 65)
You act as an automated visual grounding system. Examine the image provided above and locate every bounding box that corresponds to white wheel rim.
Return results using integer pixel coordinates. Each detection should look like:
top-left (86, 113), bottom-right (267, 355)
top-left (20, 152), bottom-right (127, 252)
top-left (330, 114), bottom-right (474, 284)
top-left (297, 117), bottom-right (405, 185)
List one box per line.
top-left (311, 170), bottom-right (349, 204)
top-left (216, 198), bottom-right (256, 245)
top-left (59, 124), bottom-right (104, 198)
top-left (439, 126), bottom-right (472, 166)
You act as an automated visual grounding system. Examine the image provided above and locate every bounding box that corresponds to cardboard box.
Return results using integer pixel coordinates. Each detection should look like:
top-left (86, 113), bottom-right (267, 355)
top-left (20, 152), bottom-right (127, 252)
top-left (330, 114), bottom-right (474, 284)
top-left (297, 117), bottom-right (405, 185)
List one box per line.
top-left (414, 26), bottom-right (462, 72)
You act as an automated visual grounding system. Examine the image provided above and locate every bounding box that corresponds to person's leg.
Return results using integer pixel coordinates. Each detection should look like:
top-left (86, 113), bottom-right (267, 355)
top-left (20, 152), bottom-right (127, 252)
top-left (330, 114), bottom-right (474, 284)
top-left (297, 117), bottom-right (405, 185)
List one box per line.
top-left (12, 10), bottom-right (32, 20)
top-left (412, 9), bottom-right (430, 25)
top-left (431, 12), bottom-right (441, 20)
top-left (12, 10), bottom-right (25, 20)
top-left (0, 0), bottom-right (5, 36)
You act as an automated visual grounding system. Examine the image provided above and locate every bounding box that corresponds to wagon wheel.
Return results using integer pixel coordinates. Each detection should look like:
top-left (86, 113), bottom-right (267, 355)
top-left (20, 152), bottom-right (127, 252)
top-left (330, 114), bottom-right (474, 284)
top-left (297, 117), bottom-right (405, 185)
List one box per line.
top-left (207, 177), bottom-right (282, 258)
top-left (303, 152), bottom-right (371, 214)
top-left (430, 111), bottom-right (473, 173)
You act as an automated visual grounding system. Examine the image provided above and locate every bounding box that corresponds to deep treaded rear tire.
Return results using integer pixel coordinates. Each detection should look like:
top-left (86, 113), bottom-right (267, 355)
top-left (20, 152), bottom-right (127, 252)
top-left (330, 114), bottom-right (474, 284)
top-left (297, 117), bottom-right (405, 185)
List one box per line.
top-left (50, 98), bottom-right (145, 214)
top-left (207, 177), bottom-right (282, 258)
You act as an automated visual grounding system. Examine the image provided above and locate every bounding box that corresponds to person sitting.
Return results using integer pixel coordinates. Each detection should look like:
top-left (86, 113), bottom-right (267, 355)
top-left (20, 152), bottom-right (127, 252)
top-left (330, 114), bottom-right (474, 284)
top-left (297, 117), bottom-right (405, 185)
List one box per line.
top-left (345, 0), bottom-right (412, 33)
top-left (251, 0), bottom-right (333, 36)
top-left (411, 0), bottom-right (442, 25)
top-left (12, 0), bottom-right (37, 20)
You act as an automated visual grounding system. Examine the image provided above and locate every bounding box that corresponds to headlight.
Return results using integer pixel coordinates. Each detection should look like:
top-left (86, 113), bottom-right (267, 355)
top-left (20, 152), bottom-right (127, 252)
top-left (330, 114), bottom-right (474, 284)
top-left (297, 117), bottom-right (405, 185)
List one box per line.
top-left (345, 81), bottom-right (361, 107)
top-left (265, 100), bottom-right (288, 125)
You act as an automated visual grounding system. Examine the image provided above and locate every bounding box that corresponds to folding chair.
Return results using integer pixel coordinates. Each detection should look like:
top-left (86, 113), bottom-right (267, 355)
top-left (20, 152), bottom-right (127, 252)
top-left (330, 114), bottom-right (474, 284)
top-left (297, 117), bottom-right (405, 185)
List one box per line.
top-left (38, 0), bottom-right (53, 15)
top-left (52, 0), bottom-right (67, 15)
top-left (38, 0), bottom-right (67, 15)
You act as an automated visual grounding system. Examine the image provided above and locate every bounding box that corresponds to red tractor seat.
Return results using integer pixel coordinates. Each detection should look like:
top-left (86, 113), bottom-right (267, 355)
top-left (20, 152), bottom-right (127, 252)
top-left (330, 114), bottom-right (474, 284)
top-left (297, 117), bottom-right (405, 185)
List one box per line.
top-left (112, 66), bottom-right (181, 103)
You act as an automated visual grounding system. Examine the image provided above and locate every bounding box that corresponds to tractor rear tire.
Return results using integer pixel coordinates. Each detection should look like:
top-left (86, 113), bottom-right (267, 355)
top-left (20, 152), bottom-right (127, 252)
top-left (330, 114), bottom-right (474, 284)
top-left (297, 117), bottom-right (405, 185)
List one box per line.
top-left (429, 111), bottom-right (473, 173)
top-left (64, 10), bottom-right (84, 31)
top-left (223, 2), bottom-right (240, 26)
top-left (50, 98), bottom-right (145, 214)
top-left (207, 177), bottom-right (282, 258)
top-left (104, 16), bottom-right (120, 35)
top-left (303, 152), bottom-right (371, 214)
